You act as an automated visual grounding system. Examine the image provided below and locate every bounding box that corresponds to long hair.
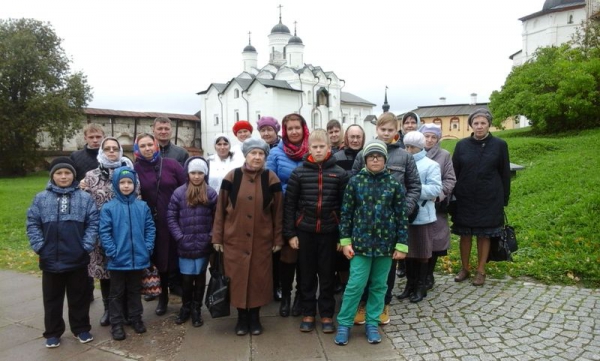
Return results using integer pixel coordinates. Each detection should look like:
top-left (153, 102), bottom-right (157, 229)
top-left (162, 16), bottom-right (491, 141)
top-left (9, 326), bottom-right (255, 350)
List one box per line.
top-left (186, 180), bottom-right (208, 207)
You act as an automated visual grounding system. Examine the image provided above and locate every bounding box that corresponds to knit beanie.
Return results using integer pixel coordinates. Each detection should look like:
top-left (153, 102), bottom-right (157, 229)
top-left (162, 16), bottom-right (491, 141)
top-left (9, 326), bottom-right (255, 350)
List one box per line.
top-left (403, 131), bottom-right (425, 149)
top-left (363, 139), bottom-right (388, 161)
top-left (468, 108), bottom-right (492, 127)
top-left (115, 167), bottom-right (136, 184)
top-left (242, 138), bottom-right (270, 158)
top-left (232, 120), bottom-right (254, 135)
top-left (49, 157), bottom-right (77, 178)
top-left (257, 116), bottom-right (280, 133)
top-left (187, 157), bottom-right (208, 175)
top-left (419, 124), bottom-right (442, 139)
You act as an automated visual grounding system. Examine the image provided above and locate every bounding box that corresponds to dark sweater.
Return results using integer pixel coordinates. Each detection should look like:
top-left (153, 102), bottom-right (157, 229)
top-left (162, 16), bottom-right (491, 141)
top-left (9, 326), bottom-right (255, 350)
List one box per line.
top-left (70, 145), bottom-right (99, 181)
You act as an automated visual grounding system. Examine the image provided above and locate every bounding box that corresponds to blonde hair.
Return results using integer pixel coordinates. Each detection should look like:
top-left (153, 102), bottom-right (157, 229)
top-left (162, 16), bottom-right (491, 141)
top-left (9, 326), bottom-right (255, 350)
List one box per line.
top-left (376, 112), bottom-right (398, 129)
top-left (308, 129), bottom-right (330, 146)
top-left (83, 123), bottom-right (105, 136)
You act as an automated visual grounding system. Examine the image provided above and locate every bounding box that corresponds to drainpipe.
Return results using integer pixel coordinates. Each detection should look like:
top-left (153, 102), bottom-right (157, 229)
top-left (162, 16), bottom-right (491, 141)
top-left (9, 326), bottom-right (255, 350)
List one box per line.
top-left (298, 72), bottom-right (303, 114)
top-left (339, 79), bottom-right (346, 120)
top-left (110, 116), bottom-right (114, 136)
top-left (312, 76), bottom-right (320, 127)
top-left (241, 90), bottom-right (250, 120)
top-left (218, 93), bottom-right (224, 133)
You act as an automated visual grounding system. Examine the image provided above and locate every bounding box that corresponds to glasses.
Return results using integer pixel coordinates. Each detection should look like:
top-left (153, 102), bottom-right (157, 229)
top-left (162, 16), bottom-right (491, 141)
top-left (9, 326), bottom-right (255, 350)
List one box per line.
top-left (103, 147), bottom-right (119, 152)
top-left (366, 154), bottom-right (384, 161)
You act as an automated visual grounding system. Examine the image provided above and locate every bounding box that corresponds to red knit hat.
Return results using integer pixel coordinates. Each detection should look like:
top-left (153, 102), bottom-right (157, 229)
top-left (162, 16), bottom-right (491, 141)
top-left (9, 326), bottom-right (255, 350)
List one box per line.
top-left (232, 120), bottom-right (253, 135)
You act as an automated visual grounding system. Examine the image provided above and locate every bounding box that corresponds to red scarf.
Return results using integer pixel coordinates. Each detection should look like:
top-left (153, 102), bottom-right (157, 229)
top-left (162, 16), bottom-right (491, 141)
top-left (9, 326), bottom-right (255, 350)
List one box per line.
top-left (282, 122), bottom-right (310, 161)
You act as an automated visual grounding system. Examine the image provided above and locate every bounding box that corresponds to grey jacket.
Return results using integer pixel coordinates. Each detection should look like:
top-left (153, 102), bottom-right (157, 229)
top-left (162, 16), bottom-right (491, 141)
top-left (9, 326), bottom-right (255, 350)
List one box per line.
top-left (159, 141), bottom-right (189, 166)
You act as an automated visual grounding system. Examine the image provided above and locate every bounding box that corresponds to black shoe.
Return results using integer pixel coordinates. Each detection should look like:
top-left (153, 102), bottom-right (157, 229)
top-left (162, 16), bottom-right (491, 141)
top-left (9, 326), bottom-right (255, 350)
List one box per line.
top-left (191, 303), bottom-right (203, 328)
top-left (100, 309), bottom-right (110, 327)
top-left (155, 292), bottom-right (168, 316)
top-left (291, 296), bottom-right (302, 317)
top-left (235, 309), bottom-right (249, 336)
top-left (425, 274), bottom-right (435, 290)
top-left (396, 284), bottom-right (415, 300)
top-left (279, 296), bottom-right (291, 317)
top-left (111, 324), bottom-right (126, 341)
top-left (175, 306), bottom-right (191, 325)
top-left (131, 320), bottom-right (147, 334)
top-left (249, 308), bottom-right (263, 335)
top-left (409, 287), bottom-right (427, 303)
top-left (143, 294), bottom-right (156, 302)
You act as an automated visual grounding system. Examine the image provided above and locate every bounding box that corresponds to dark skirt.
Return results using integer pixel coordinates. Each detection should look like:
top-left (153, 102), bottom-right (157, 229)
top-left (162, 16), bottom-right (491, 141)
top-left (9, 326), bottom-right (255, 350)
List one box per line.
top-left (451, 225), bottom-right (503, 238)
top-left (407, 223), bottom-right (434, 259)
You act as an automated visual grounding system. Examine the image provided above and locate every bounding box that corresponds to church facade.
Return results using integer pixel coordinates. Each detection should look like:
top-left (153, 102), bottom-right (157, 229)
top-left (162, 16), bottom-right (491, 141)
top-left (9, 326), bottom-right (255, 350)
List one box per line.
top-left (197, 11), bottom-right (375, 150)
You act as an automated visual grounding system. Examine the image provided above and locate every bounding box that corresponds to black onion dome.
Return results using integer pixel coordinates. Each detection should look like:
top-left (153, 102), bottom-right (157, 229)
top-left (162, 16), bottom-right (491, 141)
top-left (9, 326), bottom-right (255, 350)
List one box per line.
top-left (271, 21), bottom-right (291, 34)
top-left (288, 35), bottom-right (303, 45)
top-left (243, 44), bottom-right (257, 52)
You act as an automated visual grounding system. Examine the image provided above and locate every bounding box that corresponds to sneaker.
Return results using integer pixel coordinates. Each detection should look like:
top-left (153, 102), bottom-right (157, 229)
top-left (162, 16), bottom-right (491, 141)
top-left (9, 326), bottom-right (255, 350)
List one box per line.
top-left (45, 337), bottom-right (60, 348)
top-left (74, 331), bottom-right (93, 343)
top-left (299, 316), bottom-right (315, 332)
top-left (365, 324), bottom-right (382, 344)
top-left (321, 317), bottom-right (336, 334)
top-left (334, 325), bottom-right (350, 346)
top-left (378, 304), bottom-right (390, 325)
top-left (353, 302), bottom-right (366, 325)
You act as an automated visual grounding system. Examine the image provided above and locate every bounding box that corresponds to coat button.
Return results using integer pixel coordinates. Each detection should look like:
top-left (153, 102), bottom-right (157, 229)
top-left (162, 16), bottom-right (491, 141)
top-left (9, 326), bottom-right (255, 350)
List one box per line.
top-left (246, 233), bottom-right (251, 237)
top-left (247, 214), bottom-right (252, 219)
top-left (248, 196), bottom-right (253, 200)
top-left (249, 179), bottom-right (254, 183)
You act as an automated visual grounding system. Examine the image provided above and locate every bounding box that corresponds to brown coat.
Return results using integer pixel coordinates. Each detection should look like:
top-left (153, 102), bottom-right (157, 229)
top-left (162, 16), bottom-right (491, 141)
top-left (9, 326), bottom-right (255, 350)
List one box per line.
top-left (212, 166), bottom-right (284, 309)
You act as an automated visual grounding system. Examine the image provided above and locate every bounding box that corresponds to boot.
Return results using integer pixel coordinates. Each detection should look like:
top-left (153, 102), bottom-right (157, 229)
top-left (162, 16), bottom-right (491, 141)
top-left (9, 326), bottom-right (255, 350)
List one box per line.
top-left (111, 324), bottom-right (126, 341)
top-left (100, 298), bottom-right (110, 326)
top-left (191, 273), bottom-right (205, 327)
top-left (279, 261), bottom-right (294, 317)
top-left (291, 292), bottom-right (302, 317)
top-left (99, 279), bottom-right (110, 326)
top-left (279, 296), bottom-right (291, 317)
top-left (156, 273), bottom-right (169, 316)
top-left (191, 301), bottom-right (203, 327)
top-left (397, 259), bottom-right (416, 300)
top-left (425, 256), bottom-right (437, 290)
top-left (410, 262), bottom-right (428, 303)
top-left (175, 275), bottom-right (193, 324)
top-left (249, 307), bottom-right (263, 335)
top-left (235, 308), bottom-right (249, 336)
top-left (175, 303), bottom-right (191, 324)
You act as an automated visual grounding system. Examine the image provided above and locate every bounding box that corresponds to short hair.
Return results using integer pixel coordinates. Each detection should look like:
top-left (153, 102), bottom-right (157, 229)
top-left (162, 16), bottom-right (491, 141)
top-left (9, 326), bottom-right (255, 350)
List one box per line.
top-left (308, 129), bottom-right (330, 146)
top-left (326, 119), bottom-right (342, 131)
top-left (83, 123), bottom-right (105, 136)
top-left (376, 112), bottom-right (398, 129)
top-left (153, 116), bottom-right (172, 127)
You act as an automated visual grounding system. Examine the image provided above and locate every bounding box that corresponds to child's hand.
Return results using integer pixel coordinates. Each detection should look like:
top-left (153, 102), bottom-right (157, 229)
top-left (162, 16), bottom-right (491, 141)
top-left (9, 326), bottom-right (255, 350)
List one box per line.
top-left (393, 251), bottom-right (407, 260)
top-left (289, 237), bottom-right (299, 249)
top-left (343, 245), bottom-right (355, 260)
top-left (336, 243), bottom-right (343, 252)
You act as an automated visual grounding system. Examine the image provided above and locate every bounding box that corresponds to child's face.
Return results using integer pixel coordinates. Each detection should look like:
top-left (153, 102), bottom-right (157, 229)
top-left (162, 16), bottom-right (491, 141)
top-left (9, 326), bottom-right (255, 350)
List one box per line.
top-left (405, 145), bottom-right (421, 155)
top-left (365, 153), bottom-right (385, 173)
top-left (376, 122), bottom-right (397, 144)
top-left (309, 140), bottom-right (330, 163)
top-left (189, 171), bottom-right (205, 186)
top-left (53, 169), bottom-right (74, 188)
top-left (327, 127), bottom-right (341, 145)
top-left (119, 178), bottom-right (135, 196)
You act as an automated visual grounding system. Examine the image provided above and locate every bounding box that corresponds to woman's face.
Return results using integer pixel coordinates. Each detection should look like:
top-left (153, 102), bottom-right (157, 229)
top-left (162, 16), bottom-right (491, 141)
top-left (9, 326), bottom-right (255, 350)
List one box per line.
top-left (403, 116), bottom-right (418, 133)
top-left (423, 133), bottom-right (439, 150)
top-left (138, 136), bottom-right (156, 160)
top-left (245, 149), bottom-right (266, 170)
top-left (259, 126), bottom-right (278, 145)
top-left (103, 140), bottom-right (120, 162)
top-left (471, 116), bottom-right (490, 139)
top-left (286, 120), bottom-right (304, 144)
top-left (236, 129), bottom-right (252, 142)
top-left (188, 171), bottom-right (205, 186)
top-left (214, 139), bottom-right (230, 159)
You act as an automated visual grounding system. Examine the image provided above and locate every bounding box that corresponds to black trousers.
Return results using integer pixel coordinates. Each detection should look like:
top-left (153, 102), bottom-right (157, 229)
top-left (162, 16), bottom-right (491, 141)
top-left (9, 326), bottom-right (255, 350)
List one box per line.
top-left (297, 230), bottom-right (337, 318)
top-left (42, 268), bottom-right (91, 338)
top-left (109, 270), bottom-right (144, 325)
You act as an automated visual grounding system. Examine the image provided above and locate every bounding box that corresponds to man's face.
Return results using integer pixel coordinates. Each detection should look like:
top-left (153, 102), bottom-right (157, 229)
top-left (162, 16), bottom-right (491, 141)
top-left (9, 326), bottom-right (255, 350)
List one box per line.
top-left (84, 130), bottom-right (104, 149)
top-left (328, 127), bottom-right (341, 145)
top-left (153, 122), bottom-right (172, 145)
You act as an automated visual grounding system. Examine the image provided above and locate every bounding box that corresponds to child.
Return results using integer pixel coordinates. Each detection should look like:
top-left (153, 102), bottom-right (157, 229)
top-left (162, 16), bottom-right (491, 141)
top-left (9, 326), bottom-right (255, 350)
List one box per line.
top-left (284, 129), bottom-right (349, 334)
top-left (335, 139), bottom-right (408, 346)
top-left (26, 157), bottom-right (99, 348)
top-left (99, 166), bottom-right (155, 341)
top-left (167, 157), bottom-right (218, 327)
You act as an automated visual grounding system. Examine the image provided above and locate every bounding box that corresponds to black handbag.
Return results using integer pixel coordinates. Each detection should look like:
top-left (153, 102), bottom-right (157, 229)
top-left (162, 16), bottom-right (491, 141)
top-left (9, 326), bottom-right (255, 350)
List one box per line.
top-left (488, 213), bottom-right (518, 262)
top-left (205, 252), bottom-right (231, 318)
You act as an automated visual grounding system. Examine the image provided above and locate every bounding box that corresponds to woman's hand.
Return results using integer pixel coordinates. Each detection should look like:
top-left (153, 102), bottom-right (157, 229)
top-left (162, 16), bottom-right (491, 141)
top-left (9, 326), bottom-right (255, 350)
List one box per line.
top-left (213, 244), bottom-right (223, 253)
top-left (272, 245), bottom-right (282, 253)
top-left (289, 237), bottom-right (299, 250)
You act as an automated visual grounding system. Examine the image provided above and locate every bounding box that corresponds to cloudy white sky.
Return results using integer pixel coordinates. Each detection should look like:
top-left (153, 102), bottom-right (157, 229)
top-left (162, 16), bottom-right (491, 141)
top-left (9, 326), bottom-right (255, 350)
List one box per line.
top-left (4, 0), bottom-right (543, 116)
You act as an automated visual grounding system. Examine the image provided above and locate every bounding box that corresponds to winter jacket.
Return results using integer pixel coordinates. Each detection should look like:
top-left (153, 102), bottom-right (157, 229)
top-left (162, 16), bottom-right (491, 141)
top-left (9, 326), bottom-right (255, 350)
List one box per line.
top-left (159, 141), bottom-right (189, 166)
top-left (333, 147), bottom-right (361, 177)
top-left (70, 145), bottom-right (99, 181)
top-left (352, 140), bottom-right (421, 213)
top-left (266, 140), bottom-right (303, 193)
top-left (27, 181), bottom-right (99, 273)
top-left (167, 183), bottom-right (218, 259)
top-left (452, 133), bottom-right (511, 228)
top-left (208, 154), bottom-right (236, 194)
top-left (411, 150), bottom-right (442, 225)
top-left (283, 155), bottom-right (349, 239)
top-left (339, 168), bottom-right (408, 257)
top-left (426, 143), bottom-right (456, 205)
top-left (99, 167), bottom-right (156, 271)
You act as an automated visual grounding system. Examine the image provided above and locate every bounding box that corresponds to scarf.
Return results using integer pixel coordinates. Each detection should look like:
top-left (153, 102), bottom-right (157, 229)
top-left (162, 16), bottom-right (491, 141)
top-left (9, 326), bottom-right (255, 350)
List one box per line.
top-left (282, 122), bottom-right (310, 161)
top-left (133, 134), bottom-right (160, 164)
top-left (97, 137), bottom-right (124, 169)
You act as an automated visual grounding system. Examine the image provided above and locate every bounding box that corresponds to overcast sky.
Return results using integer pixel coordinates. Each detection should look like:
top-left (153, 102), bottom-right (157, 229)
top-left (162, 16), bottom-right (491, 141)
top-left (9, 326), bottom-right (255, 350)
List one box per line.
top-left (4, 0), bottom-right (543, 116)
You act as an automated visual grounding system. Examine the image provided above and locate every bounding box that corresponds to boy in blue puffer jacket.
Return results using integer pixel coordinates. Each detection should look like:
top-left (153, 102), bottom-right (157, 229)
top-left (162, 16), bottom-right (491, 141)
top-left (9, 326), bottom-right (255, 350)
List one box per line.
top-left (99, 167), bottom-right (155, 341)
top-left (27, 157), bottom-right (99, 348)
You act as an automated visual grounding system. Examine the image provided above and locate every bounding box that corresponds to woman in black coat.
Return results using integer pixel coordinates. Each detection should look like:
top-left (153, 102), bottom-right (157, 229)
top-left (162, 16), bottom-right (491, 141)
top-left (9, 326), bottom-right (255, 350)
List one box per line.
top-left (451, 109), bottom-right (511, 286)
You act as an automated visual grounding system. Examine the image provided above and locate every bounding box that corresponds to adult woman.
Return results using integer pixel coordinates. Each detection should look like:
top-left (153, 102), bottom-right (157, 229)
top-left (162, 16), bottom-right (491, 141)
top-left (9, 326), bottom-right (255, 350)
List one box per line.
top-left (452, 109), bottom-right (511, 286)
top-left (133, 133), bottom-right (186, 314)
top-left (82, 137), bottom-right (138, 326)
top-left (396, 132), bottom-right (441, 303)
top-left (266, 113), bottom-right (310, 318)
top-left (420, 124), bottom-right (456, 289)
top-left (257, 116), bottom-right (281, 149)
top-left (396, 112), bottom-right (421, 148)
top-left (212, 138), bottom-right (283, 336)
top-left (208, 134), bottom-right (236, 194)
top-left (231, 120), bottom-right (254, 167)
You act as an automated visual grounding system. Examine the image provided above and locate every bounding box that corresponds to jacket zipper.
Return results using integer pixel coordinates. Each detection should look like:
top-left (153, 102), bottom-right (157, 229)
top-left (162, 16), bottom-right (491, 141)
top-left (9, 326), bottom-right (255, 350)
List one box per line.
top-left (55, 196), bottom-right (61, 268)
top-left (129, 202), bottom-right (135, 268)
top-left (316, 164), bottom-right (323, 233)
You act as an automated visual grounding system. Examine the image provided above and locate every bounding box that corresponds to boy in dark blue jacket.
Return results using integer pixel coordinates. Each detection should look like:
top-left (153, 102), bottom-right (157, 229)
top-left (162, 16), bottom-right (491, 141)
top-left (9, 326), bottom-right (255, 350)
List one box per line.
top-left (27, 157), bottom-right (99, 348)
top-left (99, 167), bottom-right (155, 341)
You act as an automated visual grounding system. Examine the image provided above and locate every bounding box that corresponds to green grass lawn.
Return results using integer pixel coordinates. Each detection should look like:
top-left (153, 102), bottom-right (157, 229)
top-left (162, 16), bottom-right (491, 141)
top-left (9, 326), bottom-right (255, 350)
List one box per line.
top-left (2, 129), bottom-right (599, 287)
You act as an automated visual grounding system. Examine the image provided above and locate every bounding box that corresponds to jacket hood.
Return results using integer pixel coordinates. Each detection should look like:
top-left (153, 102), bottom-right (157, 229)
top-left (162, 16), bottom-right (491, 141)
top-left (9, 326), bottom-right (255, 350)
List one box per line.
top-left (111, 166), bottom-right (138, 203)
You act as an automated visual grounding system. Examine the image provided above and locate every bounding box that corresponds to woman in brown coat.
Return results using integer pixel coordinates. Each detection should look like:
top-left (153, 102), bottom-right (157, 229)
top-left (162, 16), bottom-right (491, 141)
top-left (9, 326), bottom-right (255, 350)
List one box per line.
top-left (212, 138), bottom-right (284, 336)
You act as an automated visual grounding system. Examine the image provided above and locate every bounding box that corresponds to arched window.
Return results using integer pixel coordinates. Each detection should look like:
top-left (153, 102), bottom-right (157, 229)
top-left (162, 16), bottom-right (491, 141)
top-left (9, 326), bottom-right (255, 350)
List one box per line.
top-left (450, 117), bottom-right (459, 131)
top-left (433, 118), bottom-right (442, 126)
top-left (234, 89), bottom-right (240, 99)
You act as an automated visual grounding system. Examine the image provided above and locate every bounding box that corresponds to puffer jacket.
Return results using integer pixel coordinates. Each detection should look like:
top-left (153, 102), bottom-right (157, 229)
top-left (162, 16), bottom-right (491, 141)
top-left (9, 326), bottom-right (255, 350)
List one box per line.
top-left (411, 150), bottom-right (442, 225)
top-left (266, 141), bottom-right (303, 193)
top-left (70, 145), bottom-right (99, 181)
top-left (339, 168), bottom-right (408, 257)
top-left (352, 140), bottom-right (421, 213)
top-left (27, 180), bottom-right (99, 273)
top-left (167, 183), bottom-right (218, 259)
top-left (99, 167), bottom-right (156, 271)
top-left (283, 155), bottom-right (349, 239)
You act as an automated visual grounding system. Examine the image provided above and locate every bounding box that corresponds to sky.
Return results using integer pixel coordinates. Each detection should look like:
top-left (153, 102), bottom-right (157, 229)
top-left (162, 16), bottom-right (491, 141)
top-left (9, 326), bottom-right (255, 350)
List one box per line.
top-left (4, 0), bottom-right (543, 116)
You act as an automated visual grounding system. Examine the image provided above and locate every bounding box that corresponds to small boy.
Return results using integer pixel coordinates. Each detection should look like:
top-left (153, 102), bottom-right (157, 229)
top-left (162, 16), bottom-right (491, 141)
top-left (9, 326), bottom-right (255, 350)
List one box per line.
top-left (99, 167), bottom-right (155, 341)
top-left (27, 157), bottom-right (99, 348)
top-left (334, 139), bottom-right (408, 346)
top-left (284, 129), bottom-right (349, 334)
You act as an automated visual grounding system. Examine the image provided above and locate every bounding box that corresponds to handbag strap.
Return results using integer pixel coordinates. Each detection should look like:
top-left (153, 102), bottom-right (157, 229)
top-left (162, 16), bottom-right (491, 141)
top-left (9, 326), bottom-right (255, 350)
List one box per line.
top-left (503, 211), bottom-right (509, 225)
top-left (216, 252), bottom-right (225, 275)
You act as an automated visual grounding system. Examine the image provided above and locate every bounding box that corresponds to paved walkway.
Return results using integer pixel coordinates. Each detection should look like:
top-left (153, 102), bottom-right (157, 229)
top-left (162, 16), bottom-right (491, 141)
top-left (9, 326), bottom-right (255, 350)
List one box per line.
top-left (0, 269), bottom-right (598, 361)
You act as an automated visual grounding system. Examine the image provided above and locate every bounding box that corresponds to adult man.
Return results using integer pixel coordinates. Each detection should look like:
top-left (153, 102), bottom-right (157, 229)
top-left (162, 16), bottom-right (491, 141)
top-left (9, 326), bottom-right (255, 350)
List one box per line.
top-left (333, 124), bottom-right (365, 175)
top-left (152, 117), bottom-right (189, 166)
top-left (326, 119), bottom-right (344, 155)
top-left (70, 124), bottom-right (104, 181)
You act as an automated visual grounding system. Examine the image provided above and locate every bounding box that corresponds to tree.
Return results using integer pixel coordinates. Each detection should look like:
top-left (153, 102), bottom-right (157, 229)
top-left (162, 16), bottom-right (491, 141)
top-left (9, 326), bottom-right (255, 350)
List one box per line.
top-left (490, 20), bottom-right (600, 134)
top-left (0, 18), bottom-right (92, 176)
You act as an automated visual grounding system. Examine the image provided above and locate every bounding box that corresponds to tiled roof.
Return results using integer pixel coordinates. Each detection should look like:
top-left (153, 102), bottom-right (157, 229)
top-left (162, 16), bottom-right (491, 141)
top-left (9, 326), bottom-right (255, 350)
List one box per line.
top-left (84, 108), bottom-right (200, 122)
top-left (341, 92), bottom-right (376, 106)
top-left (256, 79), bottom-right (302, 92)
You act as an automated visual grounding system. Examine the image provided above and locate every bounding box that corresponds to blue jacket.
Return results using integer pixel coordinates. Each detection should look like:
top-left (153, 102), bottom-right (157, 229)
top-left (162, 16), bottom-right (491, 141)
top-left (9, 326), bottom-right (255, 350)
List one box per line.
top-left (266, 141), bottom-right (303, 193)
top-left (99, 167), bottom-right (156, 271)
top-left (412, 150), bottom-right (442, 225)
top-left (27, 180), bottom-right (99, 273)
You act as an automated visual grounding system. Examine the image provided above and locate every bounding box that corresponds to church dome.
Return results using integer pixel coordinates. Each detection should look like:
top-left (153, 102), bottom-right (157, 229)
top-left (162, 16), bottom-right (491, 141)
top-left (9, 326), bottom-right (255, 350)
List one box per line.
top-left (543, 0), bottom-right (584, 11)
top-left (288, 35), bottom-right (303, 45)
top-left (271, 21), bottom-right (291, 34)
top-left (243, 44), bottom-right (257, 52)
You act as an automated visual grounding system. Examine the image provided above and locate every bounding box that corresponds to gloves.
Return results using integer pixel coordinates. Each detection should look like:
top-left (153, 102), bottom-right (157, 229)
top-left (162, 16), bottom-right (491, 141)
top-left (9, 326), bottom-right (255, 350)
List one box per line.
top-left (272, 245), bottom-right (282, 253)
top-left (213, 244), bottom-right (223, 253)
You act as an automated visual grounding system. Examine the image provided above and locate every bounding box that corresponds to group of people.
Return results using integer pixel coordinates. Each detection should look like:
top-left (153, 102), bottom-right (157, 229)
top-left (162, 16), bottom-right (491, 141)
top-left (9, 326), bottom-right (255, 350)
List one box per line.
top-left (26, 108), bottom-right (510, 349)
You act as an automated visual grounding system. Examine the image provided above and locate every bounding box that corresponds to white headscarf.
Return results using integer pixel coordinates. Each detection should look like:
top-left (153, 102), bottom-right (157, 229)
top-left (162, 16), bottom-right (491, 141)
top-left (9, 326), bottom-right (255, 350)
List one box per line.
top-left (97, 137), bottom-right (124, 169)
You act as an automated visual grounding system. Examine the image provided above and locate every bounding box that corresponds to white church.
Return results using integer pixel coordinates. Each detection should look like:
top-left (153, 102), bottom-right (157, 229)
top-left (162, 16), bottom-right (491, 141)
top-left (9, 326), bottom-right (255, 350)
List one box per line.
top-left (196, 10), bottom-right (376, 150)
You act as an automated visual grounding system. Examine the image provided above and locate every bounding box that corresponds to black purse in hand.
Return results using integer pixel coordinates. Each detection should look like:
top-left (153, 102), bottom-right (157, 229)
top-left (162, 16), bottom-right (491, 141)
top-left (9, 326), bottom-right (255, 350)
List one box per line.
top-left (205, 252), bottom-right (231, 318)
top-left (488, 213), bottom-right (518, 262)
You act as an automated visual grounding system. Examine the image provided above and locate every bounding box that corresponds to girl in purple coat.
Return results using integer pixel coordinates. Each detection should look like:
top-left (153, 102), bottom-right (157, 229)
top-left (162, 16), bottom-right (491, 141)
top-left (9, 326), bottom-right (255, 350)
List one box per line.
top-left (167, 157), bottom-right (218, 327)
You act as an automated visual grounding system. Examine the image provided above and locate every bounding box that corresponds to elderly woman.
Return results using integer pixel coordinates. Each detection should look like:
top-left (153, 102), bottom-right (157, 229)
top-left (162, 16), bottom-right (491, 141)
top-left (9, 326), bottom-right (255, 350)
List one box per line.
top-left (452, 109), bottom-right (511, 286)
top-left (212, 138), bottom-right (284, 336)
top-left (208, 133), bottom-right (236, 194)
top-left (82, 137), bottom-right (138, 327)
top-left (419, 124), bottom-right (456, 289)
top-left (133, 133), bottom-right (186, 314)
top-left (257, 116), bottom-right (281, 149)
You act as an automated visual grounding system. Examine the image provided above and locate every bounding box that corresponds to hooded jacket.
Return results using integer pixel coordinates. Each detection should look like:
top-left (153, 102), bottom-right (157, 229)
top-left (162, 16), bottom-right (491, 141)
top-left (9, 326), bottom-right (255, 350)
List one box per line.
top-left (99, 167), bottom-right (156, 271)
